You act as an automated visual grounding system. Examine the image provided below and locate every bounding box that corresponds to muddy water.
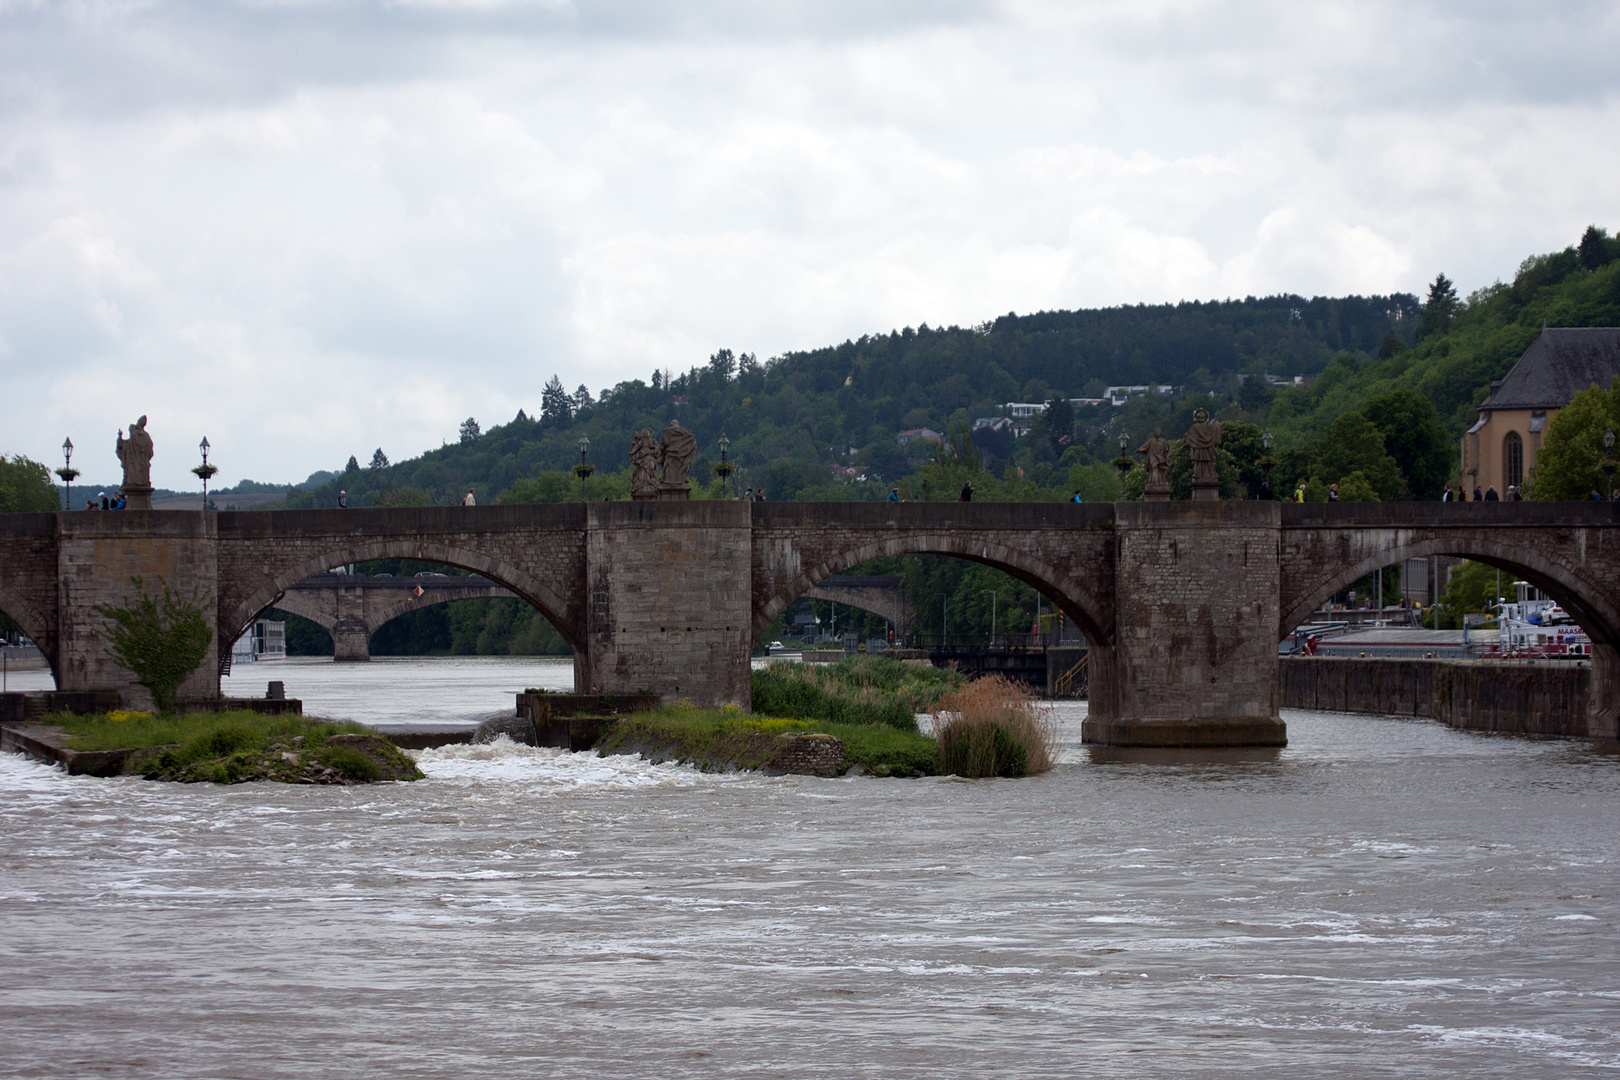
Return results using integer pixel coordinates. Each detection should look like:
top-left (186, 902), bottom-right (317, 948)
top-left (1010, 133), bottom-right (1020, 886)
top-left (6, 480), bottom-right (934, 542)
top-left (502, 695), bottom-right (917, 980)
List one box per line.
top-left (2, 660), bottom-right (1618, 1077)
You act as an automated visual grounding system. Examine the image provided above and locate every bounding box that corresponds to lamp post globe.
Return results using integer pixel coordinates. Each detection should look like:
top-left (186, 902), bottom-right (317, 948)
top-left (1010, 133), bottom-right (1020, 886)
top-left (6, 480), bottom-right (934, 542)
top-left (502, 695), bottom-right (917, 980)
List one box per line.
top-left (56, 436), bottom-right (80, 510)
top-left (713, 432), bottom-right (736, 498)
top-left (574, 435), bottom-right (595, 501)
top-left (192, 436), bottom-right (218, 509)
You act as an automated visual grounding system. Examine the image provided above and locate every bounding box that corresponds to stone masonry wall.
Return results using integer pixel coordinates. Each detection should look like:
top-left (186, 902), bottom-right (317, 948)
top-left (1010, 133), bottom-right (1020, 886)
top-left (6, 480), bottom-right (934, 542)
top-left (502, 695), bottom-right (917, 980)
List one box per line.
top-left (583, 501), bottom-right (753, 707)
top-left (1090, 502), bottom-right (1286, 745)
top-left (1280, 656), bottom-right (1595, 738)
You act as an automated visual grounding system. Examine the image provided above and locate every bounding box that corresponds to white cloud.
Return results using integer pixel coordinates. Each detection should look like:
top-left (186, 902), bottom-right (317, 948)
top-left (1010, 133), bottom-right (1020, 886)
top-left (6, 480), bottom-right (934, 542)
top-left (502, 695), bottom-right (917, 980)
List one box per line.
top-left (0, 0), bottom-right (1617, 487)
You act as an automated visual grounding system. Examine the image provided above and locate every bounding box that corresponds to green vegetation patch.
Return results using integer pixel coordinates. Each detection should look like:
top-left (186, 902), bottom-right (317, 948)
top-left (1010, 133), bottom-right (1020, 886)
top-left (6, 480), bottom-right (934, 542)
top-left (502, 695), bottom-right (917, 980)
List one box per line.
top-left (751, 654), bottom-right (965, 731)
top-left (46, 710), bottom-right (423, 785)
top-left (595, 704), bottom-right (941, 777)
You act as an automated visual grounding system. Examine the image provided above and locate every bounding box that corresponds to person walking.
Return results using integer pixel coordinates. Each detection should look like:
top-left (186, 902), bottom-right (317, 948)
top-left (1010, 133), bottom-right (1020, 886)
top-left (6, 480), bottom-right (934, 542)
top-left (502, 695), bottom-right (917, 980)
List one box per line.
top-left (1473, 486), bottom-right (1483, 502)
top-left (337, 489), bottom-right (348, 509)
top-left (744, 488), bottom-right (754, 501)
top-left (886, 488), bottom-right (902, 502)
top-left (1484, 485), bottom-right (1499, 501)
top-left (754, 489), bottom-right (765, 502)
top-left (463, 488), bottom-right (476, 506)
top-left (959, 480), bottom-right (973, 502)
top-left (1071, 490), bottom-right (1084, 503)
top-left (1328, 483), bottom-right (1339, 502)
top-left (1294, 482), bottom-right (1306, 503)
top-left (1442, 485), bottom-right (1453, 502)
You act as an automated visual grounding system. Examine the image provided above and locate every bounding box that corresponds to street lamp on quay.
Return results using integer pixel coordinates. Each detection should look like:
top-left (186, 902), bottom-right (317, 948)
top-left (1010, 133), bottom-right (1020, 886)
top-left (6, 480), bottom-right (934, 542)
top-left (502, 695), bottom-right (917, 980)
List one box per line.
top-left (56, 437), bottom-right (80, 510)
top-left (1604, 429), bottom-right (1616, 501)
top-left (192, 437), bottom-right (218, 509)
top-left (712, 432), bottom-right (736, 498)
top-left (573, 435), bottom-right (596, 501)
top-left (982, 590), bottom-right (998, 646)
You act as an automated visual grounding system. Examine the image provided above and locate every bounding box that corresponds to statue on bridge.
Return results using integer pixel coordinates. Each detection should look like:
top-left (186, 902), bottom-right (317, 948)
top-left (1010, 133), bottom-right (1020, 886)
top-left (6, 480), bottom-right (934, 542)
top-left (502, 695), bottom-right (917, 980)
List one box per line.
top-left (1185, 408), bottom-right (1223, 501)
top-left (115, 415), bottom-right (155, 510)
top-left (629, 421), bottom-right (699, 500)
top-left (1139, 429), bottom-right (1172, 501)
top-left (659, 420), bottom-right (697, 490)
top-left (629, 429), bottom-right (661, 499)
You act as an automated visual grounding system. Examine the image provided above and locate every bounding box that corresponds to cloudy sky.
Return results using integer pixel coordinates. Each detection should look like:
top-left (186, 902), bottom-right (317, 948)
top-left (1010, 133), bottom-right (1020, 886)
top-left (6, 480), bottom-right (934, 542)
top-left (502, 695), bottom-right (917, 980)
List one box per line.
top-left (2, 0), bottom-right (1617, 489)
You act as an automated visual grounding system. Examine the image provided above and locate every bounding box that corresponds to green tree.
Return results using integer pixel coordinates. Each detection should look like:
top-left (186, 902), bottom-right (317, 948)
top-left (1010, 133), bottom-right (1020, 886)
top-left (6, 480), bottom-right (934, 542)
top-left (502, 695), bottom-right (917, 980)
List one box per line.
top-left (0, 455), bottom-right (60, 513)
top-left (1527, 377), bottom-right (1620, 500)
top-left (1417, 272), bottom-right (1460, 340)
top-left (1578, 225), bottom-right (1614, 271)
top-left (1311, 413), bottom-right (1404, 500)
top-left (1361, 388), bottom-right (1452, 499)
top-left (96, 577), bottom-right (213, 711)
top-left (1333, 471), bottom-right (1379, 502)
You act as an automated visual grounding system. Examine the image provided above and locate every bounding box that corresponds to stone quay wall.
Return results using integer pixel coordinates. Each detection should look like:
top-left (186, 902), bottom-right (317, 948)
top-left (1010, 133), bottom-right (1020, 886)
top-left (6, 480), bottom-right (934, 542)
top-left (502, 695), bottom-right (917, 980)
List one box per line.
top-left (1279, 657), bottom-right (1595, 737)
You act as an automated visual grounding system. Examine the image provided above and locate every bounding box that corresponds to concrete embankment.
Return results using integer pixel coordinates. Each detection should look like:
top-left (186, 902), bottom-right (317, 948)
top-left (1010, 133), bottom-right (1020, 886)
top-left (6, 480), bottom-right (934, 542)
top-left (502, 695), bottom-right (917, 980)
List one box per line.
top-left (1279, 657), bottom-right (1601, 738)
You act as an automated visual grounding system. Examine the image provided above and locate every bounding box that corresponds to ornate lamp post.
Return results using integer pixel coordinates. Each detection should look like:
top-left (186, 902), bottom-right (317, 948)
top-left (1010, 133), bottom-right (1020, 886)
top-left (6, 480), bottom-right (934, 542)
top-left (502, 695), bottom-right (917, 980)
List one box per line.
top-left (1604, 429), bottom-right (1616, 501)
top-left (712, 432), bottom-right (736, 498)
top-left (56, 437), bottom-right (80, 510)
top-left (573, 435), bottom-right (596, 501)
top-left (1111, 431), bottom-right (1135, 495)
top-left (1258, 429), bottom-right (1276, 500)
top-left (192, 437), bottom-right (218, 509)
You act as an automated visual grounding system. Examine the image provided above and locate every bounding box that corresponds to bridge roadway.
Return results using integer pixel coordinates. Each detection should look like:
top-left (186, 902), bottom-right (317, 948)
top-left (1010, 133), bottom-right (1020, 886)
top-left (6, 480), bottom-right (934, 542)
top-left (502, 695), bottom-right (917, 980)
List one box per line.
top-left (2, 501), bottom-right (1616, 746)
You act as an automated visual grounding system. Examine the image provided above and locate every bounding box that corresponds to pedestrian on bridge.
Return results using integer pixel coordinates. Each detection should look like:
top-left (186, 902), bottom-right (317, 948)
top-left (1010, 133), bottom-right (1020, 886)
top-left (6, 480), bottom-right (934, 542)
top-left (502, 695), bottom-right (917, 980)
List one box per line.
top-left (887, 489), bottom-right (902, 502)
top-left (960, 480), bottom-right (973, 502)
top-left (464, 488), bottom-right (476, 506)
top-left (337, 490), bottom-right (348, 508)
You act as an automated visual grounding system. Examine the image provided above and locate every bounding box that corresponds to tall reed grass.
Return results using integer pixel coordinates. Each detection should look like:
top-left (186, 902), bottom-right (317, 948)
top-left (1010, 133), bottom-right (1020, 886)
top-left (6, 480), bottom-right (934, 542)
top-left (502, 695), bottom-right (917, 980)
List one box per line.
top-left (929, 675), bottom-right (1058, 778)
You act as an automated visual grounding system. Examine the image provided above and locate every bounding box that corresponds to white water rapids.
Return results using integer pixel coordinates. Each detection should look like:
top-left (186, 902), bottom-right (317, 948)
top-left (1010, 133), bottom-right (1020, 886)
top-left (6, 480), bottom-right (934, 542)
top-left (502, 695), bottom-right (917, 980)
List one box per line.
top-left (2, 657), bottom-right (1618, 1077)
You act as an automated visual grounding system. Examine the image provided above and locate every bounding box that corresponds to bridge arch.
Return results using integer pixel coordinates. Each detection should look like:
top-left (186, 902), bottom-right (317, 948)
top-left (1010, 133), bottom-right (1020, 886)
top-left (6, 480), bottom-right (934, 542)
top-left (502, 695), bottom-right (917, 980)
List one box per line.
top-left (754, 532), bottom-right (1111, 647)
top-left (0, 581), bottom-right (57, 685)
top-left (224, 541), bottom-right (582, 656)
top-left (1281, 532), bottom-right (1620, 649)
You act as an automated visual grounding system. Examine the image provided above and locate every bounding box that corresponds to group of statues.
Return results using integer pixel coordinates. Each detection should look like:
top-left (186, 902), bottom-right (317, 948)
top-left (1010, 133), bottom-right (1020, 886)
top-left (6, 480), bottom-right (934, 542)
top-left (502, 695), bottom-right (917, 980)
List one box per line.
top-left (629, 420), bottom-right (698, 500)
top-left (103, 411), bottom-right (1223, 510)
top-left (1138, 409), bottom-right (1222, 501)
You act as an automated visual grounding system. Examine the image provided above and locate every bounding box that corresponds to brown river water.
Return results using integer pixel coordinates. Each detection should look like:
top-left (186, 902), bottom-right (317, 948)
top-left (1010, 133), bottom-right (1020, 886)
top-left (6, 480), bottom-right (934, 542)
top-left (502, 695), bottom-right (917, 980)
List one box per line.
top-left (2, 657), bottom-right (1618, 1078)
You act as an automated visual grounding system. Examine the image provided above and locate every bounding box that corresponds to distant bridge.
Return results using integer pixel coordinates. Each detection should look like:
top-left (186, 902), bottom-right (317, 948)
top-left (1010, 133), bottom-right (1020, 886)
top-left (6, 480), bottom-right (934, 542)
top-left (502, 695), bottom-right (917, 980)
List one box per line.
top-left (800, 575), bottom-right (911, 638)
top-left (273, 574), bottom-right (514, 661)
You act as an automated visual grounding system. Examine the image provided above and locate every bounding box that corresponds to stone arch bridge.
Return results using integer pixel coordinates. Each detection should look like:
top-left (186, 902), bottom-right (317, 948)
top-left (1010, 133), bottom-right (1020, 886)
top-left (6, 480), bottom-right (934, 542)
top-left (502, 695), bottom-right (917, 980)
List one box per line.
top-left (272, 573), bottom-right (517, 661)
top-left (1, 501), bottom-right (1615, 744)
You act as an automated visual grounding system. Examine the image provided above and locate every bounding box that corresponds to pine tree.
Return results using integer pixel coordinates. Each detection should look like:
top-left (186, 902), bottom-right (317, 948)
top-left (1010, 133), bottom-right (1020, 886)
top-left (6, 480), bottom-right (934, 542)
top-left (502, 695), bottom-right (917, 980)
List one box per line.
top-left (541, 375), bottom-right (573, 426)
top-left (459, 417), bottom-right (481, 445)
top-left (1579, 225), bottom-right (1613, 271)
top-left (1416, 273), bottom-right (1459, 340)
top-left (369, 448), bottom-right (389, 469)
top-left (345, 455), bottom-right (360, 473)
top-left (574, 384), bottom-right (594, 411)
top-left (709, 348), bottom-right (736, 379)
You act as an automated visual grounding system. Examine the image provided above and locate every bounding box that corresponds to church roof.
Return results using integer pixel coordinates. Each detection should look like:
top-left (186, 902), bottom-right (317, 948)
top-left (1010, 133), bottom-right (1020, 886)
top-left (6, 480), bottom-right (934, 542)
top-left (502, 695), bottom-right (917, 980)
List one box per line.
top-left (1479, 327), bottom-right (1620, 411)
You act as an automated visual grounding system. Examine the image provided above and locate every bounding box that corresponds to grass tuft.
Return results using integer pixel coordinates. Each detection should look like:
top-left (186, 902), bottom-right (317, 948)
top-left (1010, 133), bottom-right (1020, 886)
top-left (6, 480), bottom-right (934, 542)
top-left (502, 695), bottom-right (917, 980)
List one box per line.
top-left (930, 676), bottom-right (1058, 778)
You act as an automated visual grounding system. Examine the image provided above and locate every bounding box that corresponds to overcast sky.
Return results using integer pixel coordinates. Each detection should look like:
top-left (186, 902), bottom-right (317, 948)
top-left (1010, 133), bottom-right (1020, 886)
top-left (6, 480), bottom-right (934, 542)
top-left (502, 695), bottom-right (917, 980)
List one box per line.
top-left (2, 0), bottom-right (1617, 489)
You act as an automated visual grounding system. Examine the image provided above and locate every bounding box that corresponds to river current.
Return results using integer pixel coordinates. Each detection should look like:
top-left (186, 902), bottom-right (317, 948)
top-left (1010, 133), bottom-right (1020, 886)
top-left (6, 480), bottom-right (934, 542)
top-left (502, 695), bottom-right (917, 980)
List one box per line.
top-left (2, 657), bottom-right (1618, 1077)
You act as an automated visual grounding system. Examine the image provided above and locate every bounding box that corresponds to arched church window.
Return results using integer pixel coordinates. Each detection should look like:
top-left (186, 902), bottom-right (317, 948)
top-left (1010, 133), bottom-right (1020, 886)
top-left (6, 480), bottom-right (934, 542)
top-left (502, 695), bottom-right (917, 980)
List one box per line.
top-left (1504, 430), bottom-right (1523, 489)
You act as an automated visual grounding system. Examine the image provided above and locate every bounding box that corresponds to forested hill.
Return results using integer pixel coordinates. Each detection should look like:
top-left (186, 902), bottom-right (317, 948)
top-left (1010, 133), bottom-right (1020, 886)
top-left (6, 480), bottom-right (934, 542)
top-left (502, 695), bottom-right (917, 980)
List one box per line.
top-left (276, 226), bottom-right (1620, 509)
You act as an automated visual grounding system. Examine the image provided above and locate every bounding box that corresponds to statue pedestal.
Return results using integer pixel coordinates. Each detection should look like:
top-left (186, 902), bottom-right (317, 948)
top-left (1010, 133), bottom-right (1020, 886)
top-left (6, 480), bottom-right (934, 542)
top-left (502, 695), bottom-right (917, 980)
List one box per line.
top-left (1190, 481), bottom-right (1220, 502)
top-left (1144, 484), bottom-right (1171, 502)
top-left (656, 483), bottom-right (690, 501)
top-left (121, 483), bottom-right (154, 511)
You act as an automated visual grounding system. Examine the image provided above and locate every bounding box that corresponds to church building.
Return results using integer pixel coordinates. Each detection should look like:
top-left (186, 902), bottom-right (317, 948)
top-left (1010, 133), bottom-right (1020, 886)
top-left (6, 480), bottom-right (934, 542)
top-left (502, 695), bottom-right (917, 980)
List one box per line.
top-left (1462, 327), bottom-right (1620, 495)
